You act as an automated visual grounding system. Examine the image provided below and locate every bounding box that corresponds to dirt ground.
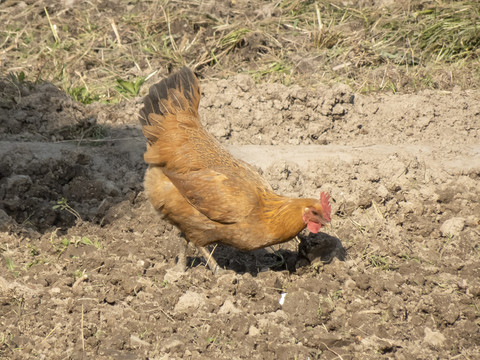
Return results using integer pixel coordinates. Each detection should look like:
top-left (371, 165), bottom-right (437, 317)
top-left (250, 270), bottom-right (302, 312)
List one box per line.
top-left (1, 71), bottom-right (480, 359)
top-left (1, 1), bottom-right (480, 359)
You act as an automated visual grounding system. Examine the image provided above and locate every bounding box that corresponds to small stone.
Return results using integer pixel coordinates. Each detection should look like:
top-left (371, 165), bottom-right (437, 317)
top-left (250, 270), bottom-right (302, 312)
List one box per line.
top-left (104, 292), bottom-right (117, 305)
top-left (377, 184), bottom-right (389, 199)
top-left (248, 325), bottom-right (260, 336)
top-left (161, 339), bottom-right (184, 353)
top-left (440, 217), bottom-right (465, 237)
top-left (423, 327), bottom-right (446, 348)
top-left (443, 304), bottom-right (459, 325)
top-left (361, 335), bottom-right (400, 352)
top-left (469, 286), bottom-right (480, 297)
top-left (174, 291), bottom-right (206, 313)
top-left (130, 335), bottom-right (150, 347)
top-left (218, 299), bottom-right (241, 315)
top-left (344, 278), bottom-right (356, 290)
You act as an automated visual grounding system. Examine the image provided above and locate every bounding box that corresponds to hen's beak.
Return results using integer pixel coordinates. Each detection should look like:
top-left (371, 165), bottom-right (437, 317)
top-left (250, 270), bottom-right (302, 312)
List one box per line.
top-left (316, 216), bottom-right (330, 226)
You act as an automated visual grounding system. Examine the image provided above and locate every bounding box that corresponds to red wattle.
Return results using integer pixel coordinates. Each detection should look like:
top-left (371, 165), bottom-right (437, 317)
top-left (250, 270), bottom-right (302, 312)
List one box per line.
top-left (307, 221), bottom-right (322, 233)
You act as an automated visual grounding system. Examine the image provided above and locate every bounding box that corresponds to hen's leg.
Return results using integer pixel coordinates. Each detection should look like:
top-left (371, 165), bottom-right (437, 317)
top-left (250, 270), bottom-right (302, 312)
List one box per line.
top-left (200, 246), bottom-right (222, 274)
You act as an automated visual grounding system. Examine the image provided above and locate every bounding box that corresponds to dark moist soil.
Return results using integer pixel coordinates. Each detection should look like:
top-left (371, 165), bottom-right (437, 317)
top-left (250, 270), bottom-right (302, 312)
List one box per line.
top-left (1, 72), bottom-right (480, 359)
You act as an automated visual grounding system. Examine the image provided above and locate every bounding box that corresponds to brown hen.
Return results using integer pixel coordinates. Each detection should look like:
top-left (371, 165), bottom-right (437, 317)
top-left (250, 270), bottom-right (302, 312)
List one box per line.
top-left (139, 67), bottom-right (331, 272)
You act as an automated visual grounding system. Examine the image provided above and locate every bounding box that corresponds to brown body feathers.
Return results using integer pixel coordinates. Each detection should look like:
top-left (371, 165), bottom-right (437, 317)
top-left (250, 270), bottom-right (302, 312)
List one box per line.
top-left (139, 67), bottom-right (331, 251)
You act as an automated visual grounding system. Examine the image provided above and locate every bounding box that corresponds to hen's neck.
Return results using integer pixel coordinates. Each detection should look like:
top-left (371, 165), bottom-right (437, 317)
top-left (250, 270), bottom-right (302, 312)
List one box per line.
top-left (260, 192), bottom-right (313, 245)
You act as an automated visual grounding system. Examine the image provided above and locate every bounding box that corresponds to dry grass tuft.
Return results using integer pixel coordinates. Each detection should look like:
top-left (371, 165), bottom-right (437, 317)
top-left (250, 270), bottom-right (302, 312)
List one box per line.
top-left (1, 0), bottom-right (479, 102)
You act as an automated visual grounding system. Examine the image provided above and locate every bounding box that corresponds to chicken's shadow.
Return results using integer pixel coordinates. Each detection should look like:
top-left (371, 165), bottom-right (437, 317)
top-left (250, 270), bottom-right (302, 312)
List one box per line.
top-left (188, 231), bottom-right (347, 276)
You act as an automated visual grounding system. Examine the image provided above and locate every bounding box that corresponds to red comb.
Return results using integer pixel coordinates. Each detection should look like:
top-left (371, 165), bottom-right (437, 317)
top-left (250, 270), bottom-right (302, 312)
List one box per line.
top-left (320, 192), bottom-right (331, 222)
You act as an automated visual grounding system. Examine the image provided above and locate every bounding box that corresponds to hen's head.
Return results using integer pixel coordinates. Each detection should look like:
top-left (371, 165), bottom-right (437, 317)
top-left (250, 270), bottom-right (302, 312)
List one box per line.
top-left (302, 192), bottom-right (332, 233)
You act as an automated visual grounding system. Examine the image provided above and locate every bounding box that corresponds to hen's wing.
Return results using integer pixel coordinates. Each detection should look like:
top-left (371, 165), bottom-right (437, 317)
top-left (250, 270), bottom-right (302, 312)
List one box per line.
top-left (139, 67), bottom-right (271, 224)
top-left (163, 167), bottom-right (263, 223)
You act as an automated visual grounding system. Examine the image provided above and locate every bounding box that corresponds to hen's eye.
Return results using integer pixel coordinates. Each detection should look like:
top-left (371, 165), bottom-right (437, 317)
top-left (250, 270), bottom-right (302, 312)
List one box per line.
top-left (312, 210), bottom-right (319, 216)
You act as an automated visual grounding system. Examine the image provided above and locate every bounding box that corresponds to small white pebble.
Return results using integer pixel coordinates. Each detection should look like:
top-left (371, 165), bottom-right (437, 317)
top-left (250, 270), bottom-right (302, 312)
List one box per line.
top-left (279, 292), bottom-right (287, 305)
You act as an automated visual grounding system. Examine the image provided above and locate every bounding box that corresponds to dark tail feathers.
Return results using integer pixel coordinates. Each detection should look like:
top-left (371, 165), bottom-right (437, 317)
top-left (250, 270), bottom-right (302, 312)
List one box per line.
top-left (139, 67), bottom-right (200, 143)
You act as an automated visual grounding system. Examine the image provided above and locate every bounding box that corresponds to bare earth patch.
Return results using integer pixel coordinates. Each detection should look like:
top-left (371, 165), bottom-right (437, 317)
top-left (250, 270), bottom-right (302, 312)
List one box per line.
top-left (1, 72), bottom-right (479, 359)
